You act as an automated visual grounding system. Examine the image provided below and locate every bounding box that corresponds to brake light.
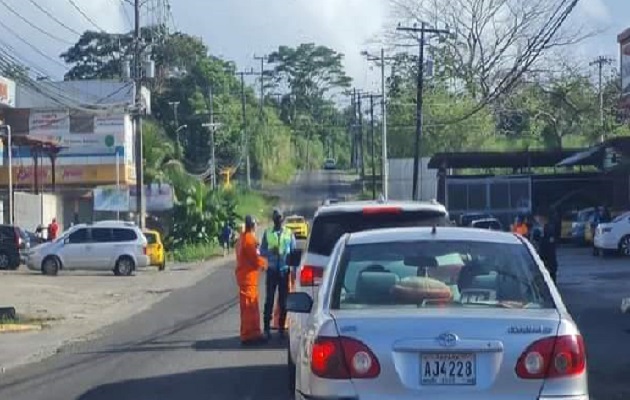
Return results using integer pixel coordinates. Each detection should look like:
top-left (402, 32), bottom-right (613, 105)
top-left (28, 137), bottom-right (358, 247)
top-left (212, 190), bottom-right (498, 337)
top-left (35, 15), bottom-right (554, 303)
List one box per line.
top-left (515, 335), bottom-right (586, 379)
top-left (300, 265), bottom-right (323, 286)
top-left (14, 227), bottom-right (21, 248)
top-left (143, 246), bottom-right (147, 255)
top-left (311, 336), bottom-right (380, 379)
top-left (362, 206), bottom-right (402, 215)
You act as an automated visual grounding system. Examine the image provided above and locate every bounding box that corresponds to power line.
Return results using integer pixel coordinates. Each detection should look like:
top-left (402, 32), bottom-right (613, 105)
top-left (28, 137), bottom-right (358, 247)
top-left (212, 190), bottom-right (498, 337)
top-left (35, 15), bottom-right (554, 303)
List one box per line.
top-left (26, 0), bottom-right (82, 36)
top-left (0, 18), bottom-right (67, 69)
top-left (0, 0), bottom-right (74, 45)
top-left (115, 0), bottom-right (134, 30)
top-left (66, 0), bottom-right (106, 32)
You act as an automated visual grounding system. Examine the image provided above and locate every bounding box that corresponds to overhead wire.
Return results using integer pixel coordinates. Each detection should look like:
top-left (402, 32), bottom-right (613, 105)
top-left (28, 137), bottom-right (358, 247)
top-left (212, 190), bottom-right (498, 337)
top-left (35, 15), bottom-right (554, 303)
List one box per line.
top-left (26, 0), bottom-right (82, 36)
top-left (65, 0), bottom-right (106, 32)
top-left (115, 0), bottom-right (133, 30)
top-left (0, 18), bottom-right (67, 69)
top-left (0, 0), bottom-right (74, 45)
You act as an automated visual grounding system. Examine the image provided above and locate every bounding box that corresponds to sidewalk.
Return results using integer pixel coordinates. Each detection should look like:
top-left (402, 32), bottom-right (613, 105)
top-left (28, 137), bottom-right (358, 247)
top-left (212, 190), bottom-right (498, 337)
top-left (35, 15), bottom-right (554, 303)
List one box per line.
top-left (0, 256), bottom-right (233, 373)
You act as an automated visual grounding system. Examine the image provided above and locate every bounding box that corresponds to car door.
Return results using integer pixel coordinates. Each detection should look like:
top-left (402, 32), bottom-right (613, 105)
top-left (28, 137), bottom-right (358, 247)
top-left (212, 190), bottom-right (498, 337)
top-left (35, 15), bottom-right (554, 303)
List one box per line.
top-left (58, 228), bottom-right (91, 269)
top-left (89, 228), bottom-right (114, 269)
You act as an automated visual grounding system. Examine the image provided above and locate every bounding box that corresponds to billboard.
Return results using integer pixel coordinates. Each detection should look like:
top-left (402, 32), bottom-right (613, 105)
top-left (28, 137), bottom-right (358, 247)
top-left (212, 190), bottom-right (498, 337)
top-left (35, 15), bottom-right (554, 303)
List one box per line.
top-left (0, 76), bottom-right (16, 107)
top-left (93, 183), bottom-right (174, 212)
top-left (27, 109), bottom-right (126, 151)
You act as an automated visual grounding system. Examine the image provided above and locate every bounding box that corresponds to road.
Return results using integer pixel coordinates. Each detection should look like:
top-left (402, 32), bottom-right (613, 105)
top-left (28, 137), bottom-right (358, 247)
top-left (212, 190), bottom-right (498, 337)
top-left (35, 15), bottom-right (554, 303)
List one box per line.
top-left (0, 170), bottom-right (628, 399)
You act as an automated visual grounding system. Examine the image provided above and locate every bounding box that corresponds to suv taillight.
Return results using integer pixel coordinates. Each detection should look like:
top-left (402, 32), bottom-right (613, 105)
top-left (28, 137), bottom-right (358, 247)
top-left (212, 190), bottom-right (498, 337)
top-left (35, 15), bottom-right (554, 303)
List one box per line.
top-left (311, 336), bottom-right (380, 379)
top-left (14, 227), bottom-right (22, 248)
top-left (515, 335), bottom-right (586, 379)
top-left (143, 246), bottom-right (147, 255)
top-left (300, 265), bottom-right (323, 287)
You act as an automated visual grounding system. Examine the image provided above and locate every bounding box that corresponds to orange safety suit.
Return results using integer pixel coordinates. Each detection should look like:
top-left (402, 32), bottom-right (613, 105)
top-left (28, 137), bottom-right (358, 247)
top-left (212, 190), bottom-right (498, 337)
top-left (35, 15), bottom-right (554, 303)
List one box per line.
top-left (235, 230), bottom-right (268, 343)
top-left (513, 223), bottom-right (529, 237)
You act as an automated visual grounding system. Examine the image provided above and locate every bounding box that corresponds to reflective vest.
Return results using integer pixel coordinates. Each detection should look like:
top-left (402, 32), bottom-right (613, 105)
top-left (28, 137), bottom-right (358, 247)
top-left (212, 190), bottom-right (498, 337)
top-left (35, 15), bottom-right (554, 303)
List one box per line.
top-left (265, 227), bottom-right (293, 257)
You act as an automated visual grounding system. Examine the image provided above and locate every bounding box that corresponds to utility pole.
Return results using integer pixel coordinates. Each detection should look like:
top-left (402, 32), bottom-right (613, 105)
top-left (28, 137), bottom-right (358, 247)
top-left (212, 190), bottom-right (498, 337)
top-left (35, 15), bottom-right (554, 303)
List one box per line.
top-left (590, 55), bottom-right (613, 143)
top-left (361, 49), bottom-right (395, 199)
top-left (369, 94), bottom-right (377, 200)
top-left (208, 87), bottom-right (217, 189)
top-left (133, 0), bottom-right (145, 228)
top-left (350, 89), bottom-right (357, 171)
top-left (254, 55), bottom-right (267, 118)
top-left (356, 92), bottom-right (365, 182)
top-left (236, 68), bottom-right (257, 188)
top-left (397, 22), bottom-right (450, 201)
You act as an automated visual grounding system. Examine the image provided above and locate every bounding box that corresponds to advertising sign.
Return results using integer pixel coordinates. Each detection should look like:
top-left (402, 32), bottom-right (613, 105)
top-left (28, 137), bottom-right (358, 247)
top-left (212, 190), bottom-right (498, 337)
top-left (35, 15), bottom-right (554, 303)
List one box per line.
top-left (28, 109), bottom-right (69, 138)
top-left (0, 76), bottom-right (16, 107)
top-left (93, 186), bottom-right (130, 212)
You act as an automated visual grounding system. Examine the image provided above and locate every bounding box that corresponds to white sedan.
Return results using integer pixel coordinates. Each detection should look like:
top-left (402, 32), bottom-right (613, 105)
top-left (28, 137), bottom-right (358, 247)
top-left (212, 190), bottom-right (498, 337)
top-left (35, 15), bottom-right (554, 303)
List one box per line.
top-left (287, 226), bottom-right (588, 400)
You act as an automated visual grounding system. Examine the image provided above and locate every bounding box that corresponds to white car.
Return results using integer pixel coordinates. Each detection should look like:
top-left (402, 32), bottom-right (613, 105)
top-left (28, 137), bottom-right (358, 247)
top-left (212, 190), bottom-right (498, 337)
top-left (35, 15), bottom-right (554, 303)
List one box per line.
top-left (287, 226), bottom-right (588, 400)
top-left (288, 199), bottom-right (450, 391)
top-left (593, 211), bottom-right (630, 256)
top-left (25, 221), bottom-right (149, 276)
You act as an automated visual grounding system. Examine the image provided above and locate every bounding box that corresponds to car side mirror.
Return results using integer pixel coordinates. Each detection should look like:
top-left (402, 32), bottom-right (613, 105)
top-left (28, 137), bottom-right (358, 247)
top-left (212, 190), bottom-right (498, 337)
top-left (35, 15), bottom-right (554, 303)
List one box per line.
top-left (286, 292), bottom-right (313, 314)
top-left (286, 249), bottom-right (303, 267)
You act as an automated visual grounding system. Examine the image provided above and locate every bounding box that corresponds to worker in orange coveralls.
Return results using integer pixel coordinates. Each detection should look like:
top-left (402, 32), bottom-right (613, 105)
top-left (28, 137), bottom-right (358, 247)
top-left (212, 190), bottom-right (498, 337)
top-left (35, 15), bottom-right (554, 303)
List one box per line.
top-left (235, 215), bottom-right (268, 346)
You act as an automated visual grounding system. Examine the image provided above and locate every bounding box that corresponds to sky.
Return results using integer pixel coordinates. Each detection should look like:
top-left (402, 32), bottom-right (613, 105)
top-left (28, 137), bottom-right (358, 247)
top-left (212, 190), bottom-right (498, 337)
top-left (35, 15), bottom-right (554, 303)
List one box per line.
top-left (0, 0), bottom-right (628, 95)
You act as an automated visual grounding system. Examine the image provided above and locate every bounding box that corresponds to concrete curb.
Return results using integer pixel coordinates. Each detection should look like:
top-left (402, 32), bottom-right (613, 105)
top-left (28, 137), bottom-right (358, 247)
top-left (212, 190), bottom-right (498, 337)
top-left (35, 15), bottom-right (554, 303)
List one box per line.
top-left (0, 324), bottom-right (42, 333)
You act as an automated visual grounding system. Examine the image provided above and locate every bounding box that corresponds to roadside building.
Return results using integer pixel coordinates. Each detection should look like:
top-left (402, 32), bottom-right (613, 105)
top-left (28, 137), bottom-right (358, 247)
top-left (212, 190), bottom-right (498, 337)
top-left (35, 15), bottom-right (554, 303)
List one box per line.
top-left (0, 79), bottom-right (150, 227)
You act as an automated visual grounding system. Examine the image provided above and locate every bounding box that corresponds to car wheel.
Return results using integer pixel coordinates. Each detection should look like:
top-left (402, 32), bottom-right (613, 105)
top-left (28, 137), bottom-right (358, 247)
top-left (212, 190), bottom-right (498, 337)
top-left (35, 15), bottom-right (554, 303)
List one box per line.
top-left (0, 251), bottom-right (10, 270)
top-left (287, 342), bottom-right (296, 394)
top-left (42, 256), bottom-right (60, 276)
top-left (619, 236), bottom-right (630, 257)
top-left (158, 260), bottom-right (166, 271)
top-left (114, 256), bottom-right (135, 276)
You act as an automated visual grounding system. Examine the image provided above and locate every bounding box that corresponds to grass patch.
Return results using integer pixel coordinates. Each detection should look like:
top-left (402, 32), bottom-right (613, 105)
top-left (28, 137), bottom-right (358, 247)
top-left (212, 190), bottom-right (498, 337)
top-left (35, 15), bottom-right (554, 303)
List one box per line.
top-left (234, 189), bottom-right (277, 225)
top-left (169, 242), bottom-right (221, 263)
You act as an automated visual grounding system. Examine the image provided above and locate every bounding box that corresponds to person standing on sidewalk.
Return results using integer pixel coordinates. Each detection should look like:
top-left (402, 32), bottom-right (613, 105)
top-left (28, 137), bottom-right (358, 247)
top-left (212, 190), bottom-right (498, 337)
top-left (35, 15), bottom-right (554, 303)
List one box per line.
top-left (535, 212), bottom-right (559, 284)
top-left (47, 218), bottom-right (59, 241)
top-left (260, 209), bottom-right (296, 340)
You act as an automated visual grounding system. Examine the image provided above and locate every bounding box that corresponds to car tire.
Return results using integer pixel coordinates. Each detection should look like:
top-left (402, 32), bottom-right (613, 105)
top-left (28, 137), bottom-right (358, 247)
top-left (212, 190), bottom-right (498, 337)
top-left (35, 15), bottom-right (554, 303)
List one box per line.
top-left (619, 236), bottom-right (630, 257)
top-left (42, 256), bottom-right (60, 276)
top-left (288, 342), bottom-right (296, 394)
top-left (114, 256), bottom-right (135, 276)
top-left (0, 251), bottom-right (10, 270)
top-left (158, 260), bottom-right (166, 271)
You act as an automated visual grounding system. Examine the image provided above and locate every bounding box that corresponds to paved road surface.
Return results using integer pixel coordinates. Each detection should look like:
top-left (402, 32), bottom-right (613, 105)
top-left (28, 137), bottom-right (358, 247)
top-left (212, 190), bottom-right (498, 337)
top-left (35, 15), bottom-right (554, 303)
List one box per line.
top-left (0, 170), bottom-right (628, 399)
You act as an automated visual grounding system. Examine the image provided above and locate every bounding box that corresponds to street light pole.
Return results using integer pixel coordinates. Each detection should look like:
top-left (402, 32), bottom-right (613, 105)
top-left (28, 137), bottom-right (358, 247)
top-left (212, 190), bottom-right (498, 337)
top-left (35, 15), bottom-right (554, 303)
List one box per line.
top-left (397, 22), bottom-right (450, 201)
top-left (1, 125), bottom-right (12, 225)
top-left (590, 55), bottom-right (613, 143)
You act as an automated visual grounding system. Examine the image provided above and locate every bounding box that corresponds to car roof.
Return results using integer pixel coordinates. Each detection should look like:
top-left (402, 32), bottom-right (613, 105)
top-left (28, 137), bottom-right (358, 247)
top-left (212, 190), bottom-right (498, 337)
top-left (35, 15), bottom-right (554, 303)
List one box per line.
top-left (285, 215), bottom-right (305, 219)
top-left (72, 221), bottom-right (139, 229)
top-left (315, 199), bottom-right (447, 217)
top-left (347, 226), bottom-right (522, 246)
top-left (471, 218), bottom-right (500, 223)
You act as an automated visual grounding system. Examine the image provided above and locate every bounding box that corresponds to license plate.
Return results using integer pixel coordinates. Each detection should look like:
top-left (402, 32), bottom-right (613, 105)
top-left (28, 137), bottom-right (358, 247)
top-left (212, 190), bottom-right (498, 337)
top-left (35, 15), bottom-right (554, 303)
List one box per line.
top-left (421, 353), bottom-right (476, 385)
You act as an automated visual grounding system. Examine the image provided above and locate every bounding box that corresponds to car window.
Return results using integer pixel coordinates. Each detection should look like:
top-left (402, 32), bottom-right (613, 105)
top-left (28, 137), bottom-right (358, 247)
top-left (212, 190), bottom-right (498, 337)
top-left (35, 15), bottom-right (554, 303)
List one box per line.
top-left (308, 210), bottom-right (448, 256)
top-left (286, 217), bottom-right (304, 224)
top-left (330, 239), bottom-right (553, 310)
top-left (68, 228), bottom-right (89, 244)
top-left (91, 228), bottom-right (113, 243)
top-left (112, 228), bottom-right (138, 242)
top-left (144, 232), bottom-right (157, 244)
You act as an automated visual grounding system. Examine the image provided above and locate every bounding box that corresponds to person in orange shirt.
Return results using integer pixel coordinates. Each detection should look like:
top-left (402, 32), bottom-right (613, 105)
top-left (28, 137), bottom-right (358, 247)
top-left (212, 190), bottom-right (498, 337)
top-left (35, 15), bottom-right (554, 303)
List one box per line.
top-left (235, 215), bottom-right (268, 346)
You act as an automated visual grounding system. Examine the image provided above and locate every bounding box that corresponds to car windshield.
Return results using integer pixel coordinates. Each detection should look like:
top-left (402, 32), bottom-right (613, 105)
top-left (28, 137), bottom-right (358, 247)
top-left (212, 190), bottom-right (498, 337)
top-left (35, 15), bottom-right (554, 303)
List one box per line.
top-left (308, 210), bottom-right (448, 256)
top-left (330, 239), bottom-right (554, 310)
top-left (286, 217), bottom-right (305, 224)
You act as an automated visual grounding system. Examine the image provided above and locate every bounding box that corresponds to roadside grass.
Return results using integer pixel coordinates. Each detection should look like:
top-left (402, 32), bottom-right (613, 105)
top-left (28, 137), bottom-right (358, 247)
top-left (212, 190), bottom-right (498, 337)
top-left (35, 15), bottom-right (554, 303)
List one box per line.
top-left (169, 242), bottom-right (221, 263)
top-left (234, 188), bottom-right (278, 225)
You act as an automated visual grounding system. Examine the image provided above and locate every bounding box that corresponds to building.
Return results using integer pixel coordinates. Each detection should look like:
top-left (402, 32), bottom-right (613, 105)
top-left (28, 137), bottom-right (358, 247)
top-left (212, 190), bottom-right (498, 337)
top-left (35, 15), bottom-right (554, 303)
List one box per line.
top-left (0, 78), bottom-right (150, 227)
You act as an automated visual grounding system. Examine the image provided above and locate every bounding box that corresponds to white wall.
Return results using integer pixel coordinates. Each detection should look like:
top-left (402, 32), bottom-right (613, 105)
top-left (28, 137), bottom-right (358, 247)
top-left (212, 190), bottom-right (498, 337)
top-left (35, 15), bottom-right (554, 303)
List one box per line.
top-left (14, 192), bottom-right (63, 231)
top-left (388, 158), bottom-right (437, 201)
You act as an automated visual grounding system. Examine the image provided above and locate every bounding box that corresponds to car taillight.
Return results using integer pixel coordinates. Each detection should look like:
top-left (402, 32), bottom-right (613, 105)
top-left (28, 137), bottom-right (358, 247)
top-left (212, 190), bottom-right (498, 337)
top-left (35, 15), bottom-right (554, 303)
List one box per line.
top-left (143, 246), bottom-right (147, 255)
top-left (14, 228), bottom-right (21, 248)
top-left (515, 335), bottom-right (586, 379)
top-left (300, 265), bottom-right (323, 286)
top-left (311, 336), bottom-right (380, 379)
top-left (362, 206), bottom-right (402, 215)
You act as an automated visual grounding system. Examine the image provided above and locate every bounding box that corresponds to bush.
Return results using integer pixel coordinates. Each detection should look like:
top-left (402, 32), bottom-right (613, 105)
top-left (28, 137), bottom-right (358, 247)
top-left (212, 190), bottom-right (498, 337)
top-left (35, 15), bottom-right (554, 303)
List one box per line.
top-left (169, 242), bottom-right (220, 263)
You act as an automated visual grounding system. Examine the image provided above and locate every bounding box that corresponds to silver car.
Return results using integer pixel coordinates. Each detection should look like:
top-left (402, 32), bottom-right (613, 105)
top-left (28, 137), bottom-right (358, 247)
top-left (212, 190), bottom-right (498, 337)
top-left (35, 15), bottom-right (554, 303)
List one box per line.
top-left (287, 226), bottom-right (588, 400)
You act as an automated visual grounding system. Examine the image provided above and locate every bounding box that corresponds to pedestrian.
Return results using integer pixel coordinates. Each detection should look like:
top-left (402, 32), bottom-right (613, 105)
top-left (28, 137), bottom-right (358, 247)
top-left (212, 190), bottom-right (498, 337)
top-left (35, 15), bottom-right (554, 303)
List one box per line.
top-left (47, 218), bottom-right (59, 241)
top-left (512, 215), bottom-right (529, 237)
top-left (536, 212), bottom-right (558, 284)
top-left (220, 221), bottom-right (233, 256)
top-left (235, 215), bottom-right (268, 346)
top-left (260, 209), bottom-right (297, 340)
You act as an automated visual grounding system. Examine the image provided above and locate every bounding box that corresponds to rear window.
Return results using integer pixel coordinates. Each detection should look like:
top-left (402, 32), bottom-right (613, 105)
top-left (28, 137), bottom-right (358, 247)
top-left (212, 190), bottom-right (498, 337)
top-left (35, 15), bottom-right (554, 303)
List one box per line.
top-left (330, 240), bottom-right (553, 310)
top-left (112, 228), bottom-right (137, 242)
top-left (308, 210), bottom-right (448, 256)
top-left (144, 232), bottom-right (157, 244)
top-left (286, 217), bottom-right (305, 224)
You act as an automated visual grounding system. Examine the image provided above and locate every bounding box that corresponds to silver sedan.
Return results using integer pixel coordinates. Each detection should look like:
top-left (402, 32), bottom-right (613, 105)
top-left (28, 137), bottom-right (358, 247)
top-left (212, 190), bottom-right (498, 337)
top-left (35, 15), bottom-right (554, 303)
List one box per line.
top-left (287, 226), bottom-right (588, 400)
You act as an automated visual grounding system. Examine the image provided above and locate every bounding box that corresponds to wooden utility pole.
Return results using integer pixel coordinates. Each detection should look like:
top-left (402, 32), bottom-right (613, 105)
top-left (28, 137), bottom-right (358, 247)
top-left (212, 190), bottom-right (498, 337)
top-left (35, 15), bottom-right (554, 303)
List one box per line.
top-left (236, 68), bottom-right (258, 188)
top-left (133, 0), bottom-right (145, 227)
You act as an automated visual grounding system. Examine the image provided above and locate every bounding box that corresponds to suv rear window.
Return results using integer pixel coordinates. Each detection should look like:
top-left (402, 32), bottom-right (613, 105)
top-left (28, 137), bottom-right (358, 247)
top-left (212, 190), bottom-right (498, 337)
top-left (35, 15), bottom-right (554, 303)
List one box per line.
top-left (144, 232), bottom-right (157, 244)
top-left (308, 210), bottom-right (448, 256)
top-left (112, 228), bottom-right (137, 242)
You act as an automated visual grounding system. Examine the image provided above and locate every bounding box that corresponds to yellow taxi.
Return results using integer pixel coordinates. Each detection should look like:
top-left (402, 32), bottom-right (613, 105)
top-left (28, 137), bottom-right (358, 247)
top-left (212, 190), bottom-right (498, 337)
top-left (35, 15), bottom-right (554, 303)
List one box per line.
top-left (284, 215), bottom-right (309, 239)
top-left (143, 229), bottom-right (166, 271)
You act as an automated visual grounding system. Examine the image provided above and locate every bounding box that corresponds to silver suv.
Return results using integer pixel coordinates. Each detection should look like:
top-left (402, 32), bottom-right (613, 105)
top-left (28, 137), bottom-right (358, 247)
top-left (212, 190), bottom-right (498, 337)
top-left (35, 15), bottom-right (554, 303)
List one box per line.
top-left (25, 221), bottom-right (149, 276)
top-left (287, 199), bottom-right (450, 390)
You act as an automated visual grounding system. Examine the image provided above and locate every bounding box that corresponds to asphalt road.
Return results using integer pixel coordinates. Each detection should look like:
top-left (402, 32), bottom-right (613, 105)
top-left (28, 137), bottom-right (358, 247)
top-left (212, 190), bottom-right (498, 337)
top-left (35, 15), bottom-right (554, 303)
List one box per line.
top-left (0, 170), bottom-right (628, 399)
top-left (0, 170), bottom-right (353, 400)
